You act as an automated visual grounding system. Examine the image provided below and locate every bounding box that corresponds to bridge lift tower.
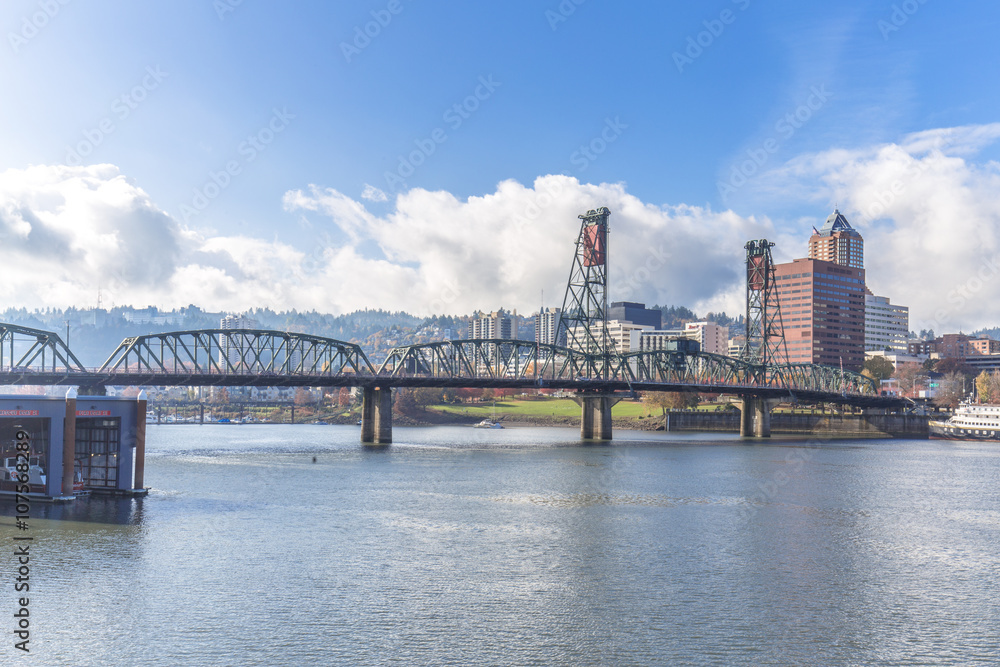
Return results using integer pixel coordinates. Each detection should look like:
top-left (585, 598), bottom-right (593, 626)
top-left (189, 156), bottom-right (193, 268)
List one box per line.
top-left (555, 207), bottom-right (612, 380)
top-left (739, 238), bottom-right (789, 436)
top-left (554, 207), bottom-right (621, 438)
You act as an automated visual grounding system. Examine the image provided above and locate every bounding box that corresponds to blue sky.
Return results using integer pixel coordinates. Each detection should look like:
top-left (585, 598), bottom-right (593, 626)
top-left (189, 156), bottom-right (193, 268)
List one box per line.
top-left (2, 0), bottom-right (1000, 331)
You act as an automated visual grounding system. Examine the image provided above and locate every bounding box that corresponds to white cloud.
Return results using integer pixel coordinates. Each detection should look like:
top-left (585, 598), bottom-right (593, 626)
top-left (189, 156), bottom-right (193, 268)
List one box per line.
top-left (756, 123), bottom-right (1000, 331)
top-left (284, 175), bottom-right (769, 317)
top-left (361, 184), bottom-right (388, 202)
top-left (5, 125), bottom-right (1000, 334)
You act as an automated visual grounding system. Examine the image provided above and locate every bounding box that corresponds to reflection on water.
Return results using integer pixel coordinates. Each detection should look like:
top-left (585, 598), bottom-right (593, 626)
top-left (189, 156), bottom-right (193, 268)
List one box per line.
top-left (0, 494), bottom-right (145, 525)
top-left (0, 424), bottom-right (997, 666)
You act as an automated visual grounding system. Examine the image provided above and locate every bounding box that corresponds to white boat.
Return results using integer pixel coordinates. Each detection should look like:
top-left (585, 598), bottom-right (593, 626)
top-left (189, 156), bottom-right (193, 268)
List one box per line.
top-left (929, 398), bottom-right (1000, 440)
top-left (473, 402), bottom-right (504, 429)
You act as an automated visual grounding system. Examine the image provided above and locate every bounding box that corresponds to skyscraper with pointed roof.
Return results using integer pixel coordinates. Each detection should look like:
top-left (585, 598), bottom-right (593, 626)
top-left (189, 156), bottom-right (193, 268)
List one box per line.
top-left (808, 209), bottom-right (864, 269)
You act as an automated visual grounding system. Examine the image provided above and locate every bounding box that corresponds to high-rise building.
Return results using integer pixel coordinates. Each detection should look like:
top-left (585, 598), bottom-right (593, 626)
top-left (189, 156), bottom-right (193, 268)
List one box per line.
top-left (468, 310), bottom-right (512, 340)
top-left (771, 257), bottom-right (866, 370)
top-left (220, 313), bottom-right (259, 330)
top-left (808, 209), bottom-right (864, 269)
top-left (219, 313), bottom-right (259, 370)
top-left (534, 307), bottom-right (565, 346)
top-left (608, 301), bottom-right (661, 329)
top-left (864, 294), bottom-right (909, 352)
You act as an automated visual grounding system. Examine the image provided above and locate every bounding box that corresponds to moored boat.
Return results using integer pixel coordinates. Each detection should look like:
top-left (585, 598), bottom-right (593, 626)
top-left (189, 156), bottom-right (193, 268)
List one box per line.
top-left (929, 399), bottom-right (1000, 440)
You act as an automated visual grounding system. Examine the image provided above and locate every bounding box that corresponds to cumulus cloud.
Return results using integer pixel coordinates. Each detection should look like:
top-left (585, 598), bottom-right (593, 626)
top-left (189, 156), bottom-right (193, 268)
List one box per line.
top-left (756, 123), bottom-right (1000, 331)
top-left (361, 184), bottom-right (388, 202)
top-left (283, 176), bottom-right (769, 317)
top-left (0, 164), bottom-right (181, 307)
top-left (0, 164), bottom-right (766, 318)
top-left (5, 124), bottom-right (1000, 333)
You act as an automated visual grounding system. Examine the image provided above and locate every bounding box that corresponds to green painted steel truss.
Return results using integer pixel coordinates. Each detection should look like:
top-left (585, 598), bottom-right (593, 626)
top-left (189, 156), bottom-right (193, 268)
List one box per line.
top-left (0, 323), bottom-right (878, 399)
top-left (0, 323), bottom-right (86, 373)
top-left (99, 329), bottom-right (375, 377)
top-left (380, 339), bottom-right (878, 396)
top-left (380, 339), bottom-right (594, 382)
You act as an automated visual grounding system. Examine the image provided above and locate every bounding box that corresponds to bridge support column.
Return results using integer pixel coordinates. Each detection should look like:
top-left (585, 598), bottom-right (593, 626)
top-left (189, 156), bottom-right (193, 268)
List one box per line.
top-left (738, 396), bottom-right (781, 438)
top-left (134, 390), bottom-right (147, 491)
top-left (361, 387), bottom-right (392, 445)
top-left (574, 395), bottom-right (620, 440)
top-left (61, 388), bottom-right (77, 497)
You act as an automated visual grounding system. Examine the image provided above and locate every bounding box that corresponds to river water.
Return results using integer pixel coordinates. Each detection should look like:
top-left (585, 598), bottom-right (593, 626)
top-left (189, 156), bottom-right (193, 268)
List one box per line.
top-left (2, 425), bottom-right (999, 666)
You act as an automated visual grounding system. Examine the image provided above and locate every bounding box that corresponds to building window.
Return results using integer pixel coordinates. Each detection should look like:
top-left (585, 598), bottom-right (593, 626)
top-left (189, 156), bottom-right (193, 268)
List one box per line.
top-left (75, 418), bottom-right (121, 488)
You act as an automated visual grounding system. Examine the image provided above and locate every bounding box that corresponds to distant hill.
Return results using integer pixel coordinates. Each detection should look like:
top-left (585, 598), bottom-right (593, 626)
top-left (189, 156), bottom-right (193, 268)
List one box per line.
top-left (1, 302), bottom-right (744, 367)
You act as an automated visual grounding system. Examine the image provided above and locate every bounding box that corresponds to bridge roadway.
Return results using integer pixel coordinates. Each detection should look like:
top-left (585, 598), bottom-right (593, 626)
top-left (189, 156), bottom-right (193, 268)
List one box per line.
top-left (0, 326), bottom-right (907, 441)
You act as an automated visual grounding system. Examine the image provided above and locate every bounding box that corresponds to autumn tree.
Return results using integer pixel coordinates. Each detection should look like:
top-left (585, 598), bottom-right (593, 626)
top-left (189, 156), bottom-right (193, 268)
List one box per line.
top-left (393, 388), bottom-right (418, 417)
top-left (934, 371), bottom-right (968, 408)
top-left (892, 362), bottom-right (927, 397)
top-left (975, 371), bottom-right (1000, 403)
top-left (642, 391), bottom-right (699, 416)
top-left (456, 387), bottom-right (481, 403)
top-left (337, 387), bottom-right (351, 407)
top-left (294, 388), bottom-right (316, 406)
top-left (862, 356), bottom-right (895, 382)
top-left (211, 387), bottom-right (230, 405)
top-left (412, 387), bottom-right (444, 408)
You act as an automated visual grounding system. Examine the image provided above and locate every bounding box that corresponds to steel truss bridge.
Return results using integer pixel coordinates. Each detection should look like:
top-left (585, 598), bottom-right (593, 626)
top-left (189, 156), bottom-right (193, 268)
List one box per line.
top-left (0, 326), bottom-right (898, 408)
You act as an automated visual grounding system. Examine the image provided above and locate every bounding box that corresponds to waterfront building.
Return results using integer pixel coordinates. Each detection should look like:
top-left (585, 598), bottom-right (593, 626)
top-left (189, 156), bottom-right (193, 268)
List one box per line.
top-left (771, 257), bottom-right (867, 371)
top-left (0, 392), bottom-right (146, 500)
top-left (865, 294), bottom-right (909, 352)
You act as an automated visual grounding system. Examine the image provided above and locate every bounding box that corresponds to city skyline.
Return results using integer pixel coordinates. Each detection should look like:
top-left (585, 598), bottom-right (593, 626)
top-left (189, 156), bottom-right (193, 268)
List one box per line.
top-left (1, 2), bottom-right (999, 331)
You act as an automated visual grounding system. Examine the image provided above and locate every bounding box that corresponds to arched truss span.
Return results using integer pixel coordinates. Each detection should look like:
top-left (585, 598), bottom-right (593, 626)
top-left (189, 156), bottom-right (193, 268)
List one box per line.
top-left (99, 329), bottom-right (375, 377)
top-left (0, 323), bottom-right (86, 373)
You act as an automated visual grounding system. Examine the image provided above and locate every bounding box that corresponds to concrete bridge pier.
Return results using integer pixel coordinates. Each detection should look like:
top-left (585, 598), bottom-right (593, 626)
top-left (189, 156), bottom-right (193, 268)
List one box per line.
top-left (738, 396), bottom-right (782, 438)
top-left (573, 395), bottom-right (620, 440)
top-left (360, 387), bottom-right (392, 444)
